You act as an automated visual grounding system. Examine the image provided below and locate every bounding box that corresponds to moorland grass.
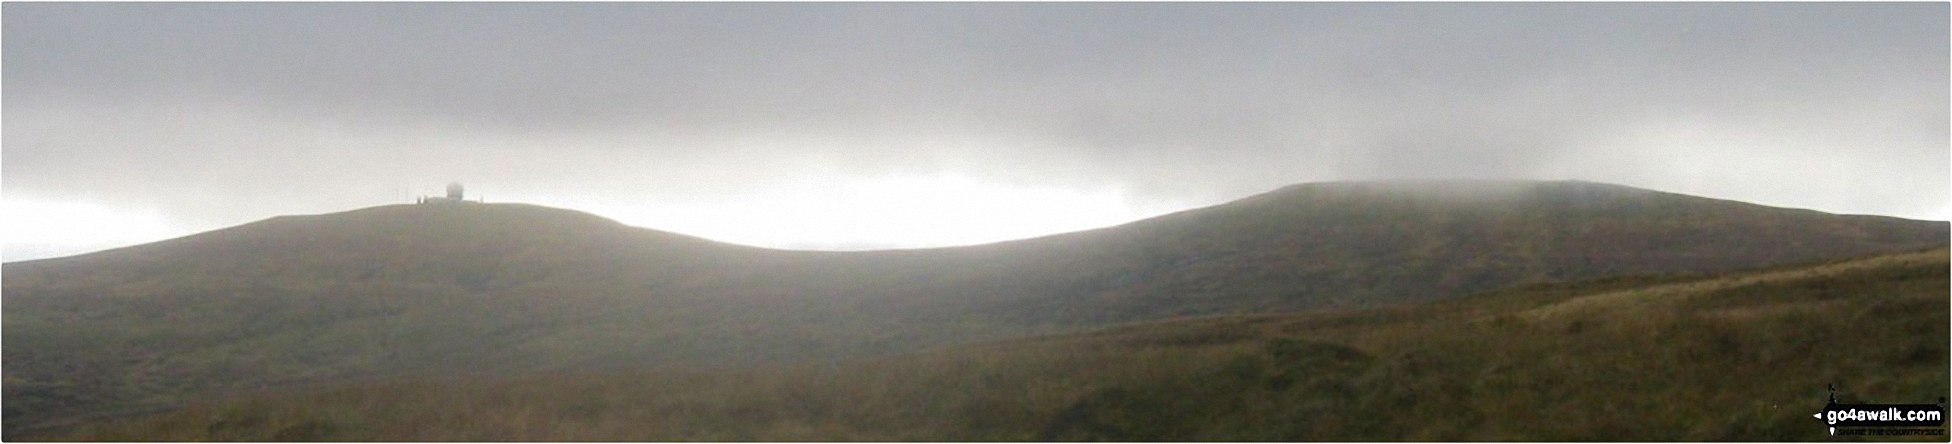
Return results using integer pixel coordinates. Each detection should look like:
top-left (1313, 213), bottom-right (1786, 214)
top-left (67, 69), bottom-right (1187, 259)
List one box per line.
top-left (46, 248), bottom-right (1949, 441)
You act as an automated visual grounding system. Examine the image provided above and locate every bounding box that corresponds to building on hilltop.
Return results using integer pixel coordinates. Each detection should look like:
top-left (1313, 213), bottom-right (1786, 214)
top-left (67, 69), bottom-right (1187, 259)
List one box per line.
top-left (417, 182), bottom-right (482, 204)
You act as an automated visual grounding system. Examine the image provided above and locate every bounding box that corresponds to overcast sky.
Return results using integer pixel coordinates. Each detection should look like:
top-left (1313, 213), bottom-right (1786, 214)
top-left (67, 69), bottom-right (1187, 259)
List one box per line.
top-left (5, 2), bottom-right (1948, 260)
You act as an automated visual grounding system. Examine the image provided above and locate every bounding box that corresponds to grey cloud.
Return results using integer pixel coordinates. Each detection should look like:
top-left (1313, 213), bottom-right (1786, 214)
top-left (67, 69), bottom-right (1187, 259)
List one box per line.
top-left (4, 2), bottom-right (1946, 256)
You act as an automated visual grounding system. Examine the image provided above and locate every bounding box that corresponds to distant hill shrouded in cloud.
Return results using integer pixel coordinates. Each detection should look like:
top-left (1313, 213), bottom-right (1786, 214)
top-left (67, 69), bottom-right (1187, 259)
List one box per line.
top-left (5, 180), bottom-right (1946, 437)
top-left (3, 2), bottom-right (1945, 260)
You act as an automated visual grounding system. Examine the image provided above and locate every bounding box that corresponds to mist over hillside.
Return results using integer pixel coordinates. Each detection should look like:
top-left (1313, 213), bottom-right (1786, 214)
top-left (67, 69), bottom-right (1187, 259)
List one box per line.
top-left (35, 246), bottom-right (1952, 441)
top-left (5, 180), bottom-right (1947, 438)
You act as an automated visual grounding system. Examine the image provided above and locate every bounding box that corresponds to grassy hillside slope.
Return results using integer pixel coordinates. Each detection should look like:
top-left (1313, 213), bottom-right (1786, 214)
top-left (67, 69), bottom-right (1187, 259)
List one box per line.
top-left (6, 180), bottom-right (1947, 437)
top-left (957, 180), bottom-right (1948, 323)
top-left (45, 246), bottom-right (1950, 441)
